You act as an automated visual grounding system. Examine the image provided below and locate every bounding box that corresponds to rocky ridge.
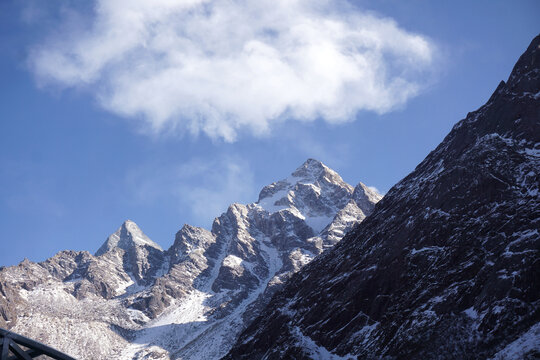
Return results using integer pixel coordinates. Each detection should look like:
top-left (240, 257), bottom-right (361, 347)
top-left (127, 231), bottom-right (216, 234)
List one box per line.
top-left (0, 159), bottom-right (381, 359)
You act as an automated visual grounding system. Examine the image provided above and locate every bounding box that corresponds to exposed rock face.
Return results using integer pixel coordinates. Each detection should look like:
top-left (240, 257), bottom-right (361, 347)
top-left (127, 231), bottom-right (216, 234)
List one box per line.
top-left (95, 220), bottom-right (166, 286)
top-left (120, 160), bottom-right (381, 360)
top-left (225, 35), bottom-right (540, 359)
top-left (0, 159), bottom-right (380, 359)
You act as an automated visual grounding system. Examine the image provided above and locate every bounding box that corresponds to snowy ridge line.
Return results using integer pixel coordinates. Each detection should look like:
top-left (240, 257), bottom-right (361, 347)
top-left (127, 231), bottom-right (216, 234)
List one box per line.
top-left (0, 158), bottom-right (382, 359)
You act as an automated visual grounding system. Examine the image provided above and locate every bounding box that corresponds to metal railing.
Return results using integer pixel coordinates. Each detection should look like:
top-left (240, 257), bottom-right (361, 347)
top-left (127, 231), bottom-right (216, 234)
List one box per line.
top-left (0, 328), bottom-right (76, 360)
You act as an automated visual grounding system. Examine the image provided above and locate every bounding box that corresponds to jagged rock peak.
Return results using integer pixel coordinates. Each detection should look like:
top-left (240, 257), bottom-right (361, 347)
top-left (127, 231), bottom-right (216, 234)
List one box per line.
top-left (353, 182), bottom-right (383, 202)
top-left (352, 182), bottom-right (383, 212)
top-left (257, 159), bottom-right (352, 205)
top-left (292, 158), bottom-right (339, 182)
top-left (95, 219), bottom-right (162, 256)
top-left (505, 34), bottom-right (539, 94)
top-left (168, 224), bottom-right (215, 263)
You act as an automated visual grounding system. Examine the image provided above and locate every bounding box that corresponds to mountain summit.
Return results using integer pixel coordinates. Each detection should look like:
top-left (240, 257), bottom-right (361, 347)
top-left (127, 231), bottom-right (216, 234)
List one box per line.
top-left (291, 158), bottom-right (336, 179)
top-left (0, 159), bottom-right (381, 359)
top-left (226, 34), bottom-right (540, 360)
top-left (96, 220), bottom-right (162, 256)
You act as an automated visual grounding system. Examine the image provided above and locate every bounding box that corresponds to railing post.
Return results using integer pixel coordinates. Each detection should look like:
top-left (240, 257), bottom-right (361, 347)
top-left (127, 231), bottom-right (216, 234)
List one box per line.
top-left (1, 336), bottom-right (10, 360)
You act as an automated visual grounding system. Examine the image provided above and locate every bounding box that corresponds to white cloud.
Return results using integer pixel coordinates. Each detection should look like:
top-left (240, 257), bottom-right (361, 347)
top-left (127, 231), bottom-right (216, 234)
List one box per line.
top-left (126, 155), bottom-right (255, 226)
top-left (30, 0), bottom-right (436, 141)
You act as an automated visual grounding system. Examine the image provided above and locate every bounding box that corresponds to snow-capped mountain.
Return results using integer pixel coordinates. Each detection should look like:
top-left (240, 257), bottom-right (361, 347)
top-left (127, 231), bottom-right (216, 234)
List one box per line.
top-left (225, 35), bottom-right (540, 359)
top-left (0, 159), bottom-right (381, 359)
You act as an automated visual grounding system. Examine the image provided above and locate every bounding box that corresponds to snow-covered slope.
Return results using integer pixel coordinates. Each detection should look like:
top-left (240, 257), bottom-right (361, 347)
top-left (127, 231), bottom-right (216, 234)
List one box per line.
top-left (0, 159), bottom-right (381, 359)
top-left (225, 34), bottom-right (540, 360)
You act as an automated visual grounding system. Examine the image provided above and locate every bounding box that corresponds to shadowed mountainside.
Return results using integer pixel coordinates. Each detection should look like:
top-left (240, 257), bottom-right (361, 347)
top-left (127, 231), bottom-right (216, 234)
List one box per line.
top-left (226, 34), bottom-right (540, 360)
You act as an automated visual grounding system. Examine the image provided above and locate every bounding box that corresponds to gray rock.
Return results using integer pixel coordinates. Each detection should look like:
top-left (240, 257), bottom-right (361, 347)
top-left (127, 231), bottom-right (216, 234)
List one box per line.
top-left (0, 158), bottom-right (381, 359)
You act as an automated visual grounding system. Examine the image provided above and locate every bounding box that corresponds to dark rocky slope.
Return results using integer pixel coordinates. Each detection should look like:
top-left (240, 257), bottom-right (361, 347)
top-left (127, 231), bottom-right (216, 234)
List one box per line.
top-left (225, 35), bottom-right (540, 359)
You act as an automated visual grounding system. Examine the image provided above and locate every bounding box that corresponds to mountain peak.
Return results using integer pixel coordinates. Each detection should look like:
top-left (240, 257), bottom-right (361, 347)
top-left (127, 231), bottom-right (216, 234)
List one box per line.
top-left (122, 219), bottom-right (143, 234)
top-left (256, 159), bottom-right (354, 219)
top-left (292, 158), bottom-right (330, 180)
top-left (95, 219), bottom-right (162, 256)
top-left (505, 33), bottom-right (539, 94)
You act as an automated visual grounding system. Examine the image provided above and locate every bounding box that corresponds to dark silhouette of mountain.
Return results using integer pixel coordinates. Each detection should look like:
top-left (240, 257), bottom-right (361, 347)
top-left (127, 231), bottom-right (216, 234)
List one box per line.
top-left (225, 34), bottom-right (540, 360)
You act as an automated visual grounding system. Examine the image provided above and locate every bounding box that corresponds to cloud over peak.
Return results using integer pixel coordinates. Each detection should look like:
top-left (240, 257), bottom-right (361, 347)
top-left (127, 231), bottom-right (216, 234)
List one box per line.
top-left (30, 0), bottom-right (436, 141)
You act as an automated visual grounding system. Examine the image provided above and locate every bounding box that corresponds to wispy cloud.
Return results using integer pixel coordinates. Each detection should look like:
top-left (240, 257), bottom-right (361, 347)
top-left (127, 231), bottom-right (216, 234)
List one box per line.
top-left (126, 155), bottom-right (255, 227)
top-left (30, 0), bottom-right (436, 141)
top-left (174, 157), bottom-right (255, 223)
top-left (367, 185), bottom-right (383, 195)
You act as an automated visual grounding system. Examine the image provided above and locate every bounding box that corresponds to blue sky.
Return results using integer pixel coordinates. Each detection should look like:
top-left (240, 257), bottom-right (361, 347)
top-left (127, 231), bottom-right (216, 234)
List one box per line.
top-left (0, 0), bottom-right (538, 267)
